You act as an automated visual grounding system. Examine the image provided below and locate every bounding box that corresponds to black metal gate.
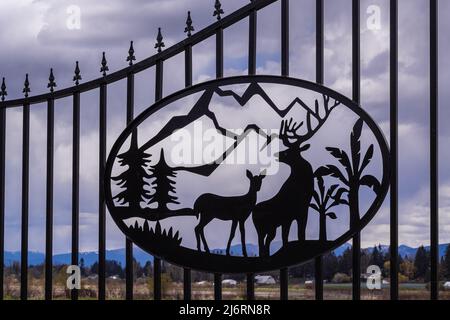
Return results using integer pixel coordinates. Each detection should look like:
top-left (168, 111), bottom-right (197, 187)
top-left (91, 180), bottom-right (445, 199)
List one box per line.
top-left (0, 0), bottom-right (441, 300)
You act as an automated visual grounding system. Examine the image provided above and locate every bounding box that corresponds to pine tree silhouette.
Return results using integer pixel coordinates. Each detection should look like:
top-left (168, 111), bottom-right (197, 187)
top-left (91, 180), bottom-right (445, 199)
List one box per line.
top-left (112, 131), bottom-right (151, 211)
top-left (148, 149), bottom-right (179, 210)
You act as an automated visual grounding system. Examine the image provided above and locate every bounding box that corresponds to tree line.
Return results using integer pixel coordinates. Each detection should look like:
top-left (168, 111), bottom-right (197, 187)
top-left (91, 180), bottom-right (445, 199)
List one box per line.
top-left (3, 244), bottom-right (450, 283)
top-left (290, 244), bottom-right (450, 283)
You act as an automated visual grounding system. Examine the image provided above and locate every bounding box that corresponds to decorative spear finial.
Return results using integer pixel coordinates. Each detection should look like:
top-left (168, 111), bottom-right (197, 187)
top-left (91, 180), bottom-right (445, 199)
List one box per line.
top-left (100, 52), bottom-right (109, 76)
top-left (155, 28), bottom-right (165, 53)
top-left (23, 74), bottom-right (30, 98)
top-left (47, 68), bottom-right (57, 93)
top-left (185, 11), bottom-right (194, 37)
top-left (1, 78), bottom-right (7, 102)
top-left (127, 41), bottom-right (136, 66)
top-left (73, 61), bottom-right (82, 85)
top-left (213, 0), bottom-right (224, 20)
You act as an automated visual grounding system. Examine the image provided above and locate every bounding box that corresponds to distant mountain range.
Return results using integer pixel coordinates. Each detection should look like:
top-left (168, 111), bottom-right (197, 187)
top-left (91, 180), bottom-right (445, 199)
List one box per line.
top-left (4, 247), bottom-right (153, 267)
top-left (4, 242), bottom-right (448, 267)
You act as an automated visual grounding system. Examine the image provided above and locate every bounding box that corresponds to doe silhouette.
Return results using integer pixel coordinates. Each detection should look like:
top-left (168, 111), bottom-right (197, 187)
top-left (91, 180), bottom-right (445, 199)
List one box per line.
top-left (194, 169), bottom-right (266, 257)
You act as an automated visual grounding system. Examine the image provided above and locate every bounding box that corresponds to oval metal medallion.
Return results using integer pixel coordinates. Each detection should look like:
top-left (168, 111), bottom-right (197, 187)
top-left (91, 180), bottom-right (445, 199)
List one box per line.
top-left (105, 75), bottom-right (390, 273)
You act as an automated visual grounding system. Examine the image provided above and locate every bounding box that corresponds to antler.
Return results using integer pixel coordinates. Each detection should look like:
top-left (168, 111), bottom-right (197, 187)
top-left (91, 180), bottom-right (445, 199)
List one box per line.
top-left (299, 94), bottom-right (340, 143)
top-left (280, 95), bottom-right (340, 148)
top-left (279, 118), bottom-right (303, 148)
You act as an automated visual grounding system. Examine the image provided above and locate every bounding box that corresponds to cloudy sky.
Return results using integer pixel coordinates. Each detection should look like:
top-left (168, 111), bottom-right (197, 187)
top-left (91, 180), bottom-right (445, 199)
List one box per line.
top-left (0, 0), bottom-right (449, 255)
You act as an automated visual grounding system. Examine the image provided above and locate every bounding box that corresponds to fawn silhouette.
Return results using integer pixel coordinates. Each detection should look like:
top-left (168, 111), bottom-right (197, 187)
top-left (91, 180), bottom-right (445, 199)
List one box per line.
top-left (194, 170), bottom-right (266, 257)
top-left (253, 97), bottom-right (339, 257)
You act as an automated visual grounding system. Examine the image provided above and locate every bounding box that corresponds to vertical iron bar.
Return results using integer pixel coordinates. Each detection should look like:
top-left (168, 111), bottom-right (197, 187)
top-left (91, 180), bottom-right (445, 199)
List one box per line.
top-left (154, 257), bottom-right (161, 300)
top-left (352, 0), bottom-right (361, 301)
top-left (246, 7), bottom-right (257, 300)
top-left (153, 59), bottom-right (163, 301)
top-left (45, 97), bottom-right (54, 300)
top-left (315, 0), bottom-right (324, 301)
top-left (280, 0), bottom-right (290, 300)
top-left (125, 71), bottom-right (135, 301)
top-left (430, 0), bottom-right (439, 301)
top-left (20, 102), bottom-right (30, 301)
top-left (214, 28), bottom-right (224, 300)
top-left (390, 0), bottom-right (399, 301)
top-left (247, 273), bottom-right (255, 300)
top-left (214, 273), bottom-right (222, 300)
top-left (184, 46), bottom-right (192, 301)
top-left (0, 105), bottom-right (5, 300)
top-left (125, 239), bottom-right (133, 300)
top-left (316, 0), bottom-right (324, 85)
top-left (216, 28), bottom-right (224, 78)
top-left (185, 45), bottom-right (193, 87)
top-left (98, 83), bottom-right (107, 300)
top-left (281, 0), bottom-right (290, 77)
top-left (280, 267), bottom-right (288, 300)
top-left (155, 61), bottom-right (163, 102)
top-left (183, 268), bottom-right (191, 300)
top-left (71, 91), bottom-right (80, 300)
top-left (248, 7), bottom-right (257, 75)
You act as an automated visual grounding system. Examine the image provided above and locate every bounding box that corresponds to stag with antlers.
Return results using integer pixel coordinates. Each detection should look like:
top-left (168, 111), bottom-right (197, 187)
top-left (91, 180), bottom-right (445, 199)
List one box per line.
top-left (252, 95), bottom-right (340, 257)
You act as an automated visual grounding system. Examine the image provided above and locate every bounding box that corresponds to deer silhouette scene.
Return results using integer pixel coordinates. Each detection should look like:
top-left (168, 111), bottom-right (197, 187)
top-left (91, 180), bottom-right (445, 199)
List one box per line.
top-left (105, 76), bottom-right (390, 273)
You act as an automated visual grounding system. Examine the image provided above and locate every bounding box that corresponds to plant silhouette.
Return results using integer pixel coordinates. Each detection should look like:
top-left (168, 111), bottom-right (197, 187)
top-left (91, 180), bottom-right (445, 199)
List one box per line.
top-left (129, 220), bottom-right (182, 248)
top-left (148, 149), bottom-right (179, 211)
top-left (316, 119), bottom-right (381, 230)
top-left (112, 131), bottom-right (151, 212)
top-left (310, 174), bottom-right (345, 242)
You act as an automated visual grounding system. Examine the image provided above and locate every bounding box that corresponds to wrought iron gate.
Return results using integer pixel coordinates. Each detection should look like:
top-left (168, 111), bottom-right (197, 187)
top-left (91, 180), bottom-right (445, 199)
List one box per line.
top-left (0, 0), bottom-right (441, 300)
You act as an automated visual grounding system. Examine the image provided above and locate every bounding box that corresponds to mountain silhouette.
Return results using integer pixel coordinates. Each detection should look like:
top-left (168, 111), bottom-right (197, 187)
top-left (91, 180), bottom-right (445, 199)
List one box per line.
top-left (5, 243), bottom-right (448, 266)
top-left (138, 81), bottom-right (317, 176)
top-left (215, 81), bottom-right (312, 118)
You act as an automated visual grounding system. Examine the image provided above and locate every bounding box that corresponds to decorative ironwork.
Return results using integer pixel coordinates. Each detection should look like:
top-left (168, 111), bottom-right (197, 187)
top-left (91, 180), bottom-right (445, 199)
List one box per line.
top-left (73, 61), bottom-right (82, 85)
top-left (1, 0), bottom-right (432, 300)
top-left (23, 74), bottom-right (30, 98)
top-left (0, 78), bottom-right (6, 101)
top-left (127, 41), bottom-right (136, 66)
top-left (155, 28), bottom-right (165, 53)
top-left (105, 75), bottom-right (390, 273)
top-left (100, 52), bottom-right (109, 76)
top-left (213, 0), bottom-right (224, 20)
top-left (47, 68), bottom-right (57, 93)
top-left (185, 11), bottom-right (194, 37)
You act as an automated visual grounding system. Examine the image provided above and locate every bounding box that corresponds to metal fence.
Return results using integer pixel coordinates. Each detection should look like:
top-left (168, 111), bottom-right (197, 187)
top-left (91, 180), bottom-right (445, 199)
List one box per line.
top-left (0, 0), bottom-right (441, 300)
